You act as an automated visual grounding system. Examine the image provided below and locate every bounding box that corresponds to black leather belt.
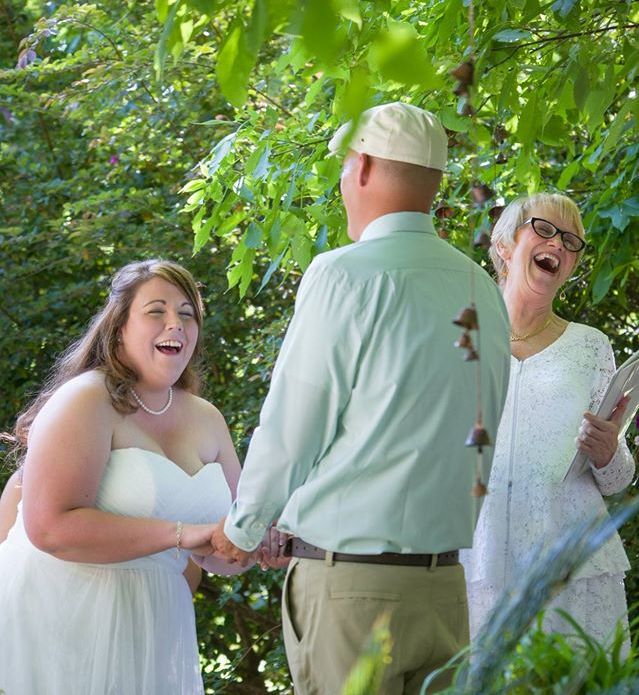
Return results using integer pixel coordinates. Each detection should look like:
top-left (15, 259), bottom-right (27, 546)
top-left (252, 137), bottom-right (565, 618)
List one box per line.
top-left (285, 538), bottom-right (459, 567)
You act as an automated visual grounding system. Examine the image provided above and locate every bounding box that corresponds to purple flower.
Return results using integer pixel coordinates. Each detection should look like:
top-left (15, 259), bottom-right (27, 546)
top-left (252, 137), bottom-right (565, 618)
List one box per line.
top-left (109, 155), bottom-right (120, 165)
top-left (16, 48), bottom-right (36, 69)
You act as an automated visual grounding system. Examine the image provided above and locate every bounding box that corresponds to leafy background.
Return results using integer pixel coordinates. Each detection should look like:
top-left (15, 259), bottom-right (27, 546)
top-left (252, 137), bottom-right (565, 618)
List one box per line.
top-left (1, 0), bottom-right (637, 691)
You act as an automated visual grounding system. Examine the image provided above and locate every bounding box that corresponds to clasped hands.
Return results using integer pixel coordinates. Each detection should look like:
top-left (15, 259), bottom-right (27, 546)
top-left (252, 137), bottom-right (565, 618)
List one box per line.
top-left (191, 517), bottom-right (290, 570)
top-left (576, 394), bottom-right (629, 469)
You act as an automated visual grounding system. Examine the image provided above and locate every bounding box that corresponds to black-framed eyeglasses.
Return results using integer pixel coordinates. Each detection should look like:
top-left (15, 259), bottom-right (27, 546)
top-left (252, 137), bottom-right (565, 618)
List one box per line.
top-left (521, 217), bottom-right (586, 253)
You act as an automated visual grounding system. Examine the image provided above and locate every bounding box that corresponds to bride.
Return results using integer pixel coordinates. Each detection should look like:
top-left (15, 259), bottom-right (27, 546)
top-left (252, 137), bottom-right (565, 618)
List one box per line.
top-left (0, 259), bottom-right (275, 694)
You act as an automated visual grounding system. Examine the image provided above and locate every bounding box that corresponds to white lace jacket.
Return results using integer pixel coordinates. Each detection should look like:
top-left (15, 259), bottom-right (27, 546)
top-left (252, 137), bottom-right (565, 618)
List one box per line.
top-left (462, 322), bottom-right (635, 586)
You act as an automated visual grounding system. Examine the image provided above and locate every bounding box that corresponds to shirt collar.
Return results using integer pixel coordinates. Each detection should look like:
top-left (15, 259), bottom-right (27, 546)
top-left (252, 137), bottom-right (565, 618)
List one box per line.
top-left (359, 212), bottom-right (437, 242)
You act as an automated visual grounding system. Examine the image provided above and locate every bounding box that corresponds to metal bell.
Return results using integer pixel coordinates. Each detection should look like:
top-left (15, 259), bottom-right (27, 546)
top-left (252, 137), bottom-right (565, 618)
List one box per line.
top-left (452, 305), bottom-right (478, 331)
top-left (488, 205), bottom-right (505, 222)
top-left (464, 348), bottom-right (479, 361)
top-left (471, 477), bottom-right (488, 498)
top-left (470, 183), bottom-right (494, 204)
top-left (473, 228), bottom-right (491, 250)
top-left (450, 60), bottom-right (474, 85)
top-left (465, 423), bottom-right (491, 448)
top-left (434, 203), bottom-right (455, 220)
top-left (454, 331), bottom-right (473, 349)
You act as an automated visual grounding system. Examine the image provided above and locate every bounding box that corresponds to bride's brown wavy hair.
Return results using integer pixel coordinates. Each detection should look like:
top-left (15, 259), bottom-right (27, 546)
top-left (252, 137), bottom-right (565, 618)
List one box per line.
top-left (9, 259), bottom-right (204, 454)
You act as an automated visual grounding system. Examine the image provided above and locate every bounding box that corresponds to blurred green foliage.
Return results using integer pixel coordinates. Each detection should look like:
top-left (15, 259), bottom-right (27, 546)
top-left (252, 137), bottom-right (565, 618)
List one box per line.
top-left (0, 0), bottom-right (637, 692)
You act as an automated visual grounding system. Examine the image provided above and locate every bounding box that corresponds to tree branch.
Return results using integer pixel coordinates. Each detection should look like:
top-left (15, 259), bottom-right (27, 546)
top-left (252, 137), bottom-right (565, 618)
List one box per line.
top-left (251, 87), bottom-right (296, 119)
top-left (493, 23), bottom-right (638, 52)
top-left (0, 304), bottom-right (22, 327)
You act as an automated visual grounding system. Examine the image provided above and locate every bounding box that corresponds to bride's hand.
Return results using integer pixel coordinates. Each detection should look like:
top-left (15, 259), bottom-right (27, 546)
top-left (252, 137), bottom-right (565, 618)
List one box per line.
top-left (179, 523), bottom-right (216, 556)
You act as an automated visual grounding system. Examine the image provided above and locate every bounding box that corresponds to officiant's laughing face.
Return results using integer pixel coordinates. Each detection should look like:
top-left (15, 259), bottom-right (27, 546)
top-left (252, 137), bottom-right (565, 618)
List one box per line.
top-left (496, 205), bottom-right (585, 301)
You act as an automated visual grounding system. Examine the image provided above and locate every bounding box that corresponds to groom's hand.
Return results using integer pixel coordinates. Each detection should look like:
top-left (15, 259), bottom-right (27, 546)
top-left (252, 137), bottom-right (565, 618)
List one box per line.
top-left (211, 517), bottom-right (254, 566)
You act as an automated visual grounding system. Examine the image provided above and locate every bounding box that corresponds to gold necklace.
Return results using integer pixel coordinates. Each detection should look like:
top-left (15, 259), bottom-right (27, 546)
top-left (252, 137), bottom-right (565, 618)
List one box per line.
top-left (510, 315), bottom-right (553, 342)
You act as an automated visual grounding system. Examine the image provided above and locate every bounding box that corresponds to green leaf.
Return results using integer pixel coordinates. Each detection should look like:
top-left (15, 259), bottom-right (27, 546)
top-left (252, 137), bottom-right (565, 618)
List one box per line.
top-left (266, 0), bottom-right (296, 32)
top-left (334, 0), bottom-right (362, 28)
top-left (181, 178), bottom-right (206, 193)
top-left (291, 231), bottom-right (312, 271)
top-left (584, 89), bottom-right (612, 133)
top-left (244, 221), bottom-right (263, 248)
top-left (439, 106), bottom-right (471, 133)
top-left (206, 131), bottom-right (238, 176)
top-left (190, 203), bottom-right (206, 231)
top-left (315, 224), bottom-right (328, 250)
top-left (155, 0), bottom-right (170, 23)
top-left (368, 23), bottom-right (442, 88)
top-left (301, 0), bottom-right (341, 64)
top-left (556, 74), bottom-right (575, 114)
top-left (282, 172), bottom-right (298, 211)
top-left (238, 248), bottom-right (256, 297)
top-left (185, 0), bottom-right (220, 14)
top-left (514, 151), bottom-right (540, 190)
top-left (227, 247), bottom-right (255, 291)
top-left (433, 0), bottom-right (463, 46)
top-left (216, 209), bottom-right (247, 237)
top-left (539, 115), bottom-right (567, 146)
top-left (257, 249), bottom-right (286, 292)
top-left (193, 214), bottom-right (217, 253)
top-left (179, 18), bottom-right (193, 45)
top-left (493, 29), bottom-right (532, 43)
top-left (186, 188), bottom-right (205, 206)
top-left (517, 92), bottom-right (540, 148)
top-left (600, 101), bottom-right (633, 158)
top-left (591, 262), bottom-right (616, 304)
top-left (552, 0), bottom-right (578, 17)
top-left (598, 197), bottom-right (639, 232)
top-left (217, 23), bottom-right (254, 106)
top-left (245, 144), bottom-right (271, 180)
top-left (557, 159), bottom-right (580, 189)
top-left (572, 63), bottom-right (590, 112)
top-left (498, 71), bottom-right (519, 113)
top-left (154, 0), bottom-right (182, 81)
top-left (246, 0), bottom-right (267, 54)
top-left (336, 67), bottom-right (371, 121)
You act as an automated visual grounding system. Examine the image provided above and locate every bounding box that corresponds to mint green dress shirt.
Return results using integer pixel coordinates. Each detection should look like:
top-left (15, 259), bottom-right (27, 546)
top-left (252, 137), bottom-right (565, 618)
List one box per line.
top-left (225, 212), bottom-right (510, 553)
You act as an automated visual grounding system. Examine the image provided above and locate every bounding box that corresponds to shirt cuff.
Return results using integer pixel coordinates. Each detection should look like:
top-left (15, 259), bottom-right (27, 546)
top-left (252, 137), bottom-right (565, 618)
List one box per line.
top-left (224, 501), bottom-right (277, 552)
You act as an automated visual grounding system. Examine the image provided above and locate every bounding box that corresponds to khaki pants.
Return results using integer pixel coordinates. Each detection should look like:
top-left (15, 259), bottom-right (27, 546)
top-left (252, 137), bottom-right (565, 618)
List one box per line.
top-left (282, 557), bottom-right (469, 695)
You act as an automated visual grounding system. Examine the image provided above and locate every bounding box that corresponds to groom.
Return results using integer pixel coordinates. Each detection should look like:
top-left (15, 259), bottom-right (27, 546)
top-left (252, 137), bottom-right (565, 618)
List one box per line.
top-left (211, 102), bottom-right (510, 693)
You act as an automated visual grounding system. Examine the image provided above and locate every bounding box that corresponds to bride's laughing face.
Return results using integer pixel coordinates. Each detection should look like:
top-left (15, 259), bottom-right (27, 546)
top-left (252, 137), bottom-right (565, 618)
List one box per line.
top-left (119, 277), bottom-right (199, 389)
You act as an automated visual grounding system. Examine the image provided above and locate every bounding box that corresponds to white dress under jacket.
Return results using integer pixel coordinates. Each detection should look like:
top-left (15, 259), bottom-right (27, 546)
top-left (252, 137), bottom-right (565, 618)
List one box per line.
top-left (461, 322), bottom-right (635, 644)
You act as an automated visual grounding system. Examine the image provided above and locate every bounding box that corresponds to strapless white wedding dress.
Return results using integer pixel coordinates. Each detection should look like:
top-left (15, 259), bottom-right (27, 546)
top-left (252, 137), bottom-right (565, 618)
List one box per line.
top-left (0, 448), bottom-right (231, 695)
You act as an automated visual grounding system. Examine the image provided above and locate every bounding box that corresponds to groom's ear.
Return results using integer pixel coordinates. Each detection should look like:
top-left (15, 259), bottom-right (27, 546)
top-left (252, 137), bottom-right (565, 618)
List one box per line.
top-left (357, 152), bottom-right (373, 187)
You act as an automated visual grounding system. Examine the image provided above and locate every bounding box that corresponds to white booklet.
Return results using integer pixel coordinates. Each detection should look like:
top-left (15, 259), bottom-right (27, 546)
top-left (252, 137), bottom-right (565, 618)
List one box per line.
top-left (564, 349), bottom-right (639, 481)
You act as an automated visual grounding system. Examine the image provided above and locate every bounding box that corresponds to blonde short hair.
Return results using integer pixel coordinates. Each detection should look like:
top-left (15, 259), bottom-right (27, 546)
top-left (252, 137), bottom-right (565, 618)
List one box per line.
top-left (490, 193), bottom-right (585, 282)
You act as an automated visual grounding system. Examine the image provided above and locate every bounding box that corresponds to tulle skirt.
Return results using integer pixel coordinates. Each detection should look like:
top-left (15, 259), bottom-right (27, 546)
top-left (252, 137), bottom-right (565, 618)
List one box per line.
top-left (0, 537), bottom-right (203, 695)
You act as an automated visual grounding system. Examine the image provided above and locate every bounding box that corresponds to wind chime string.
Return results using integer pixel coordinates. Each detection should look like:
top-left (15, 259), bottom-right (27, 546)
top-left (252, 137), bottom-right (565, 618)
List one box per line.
top-left (450, 0), bottom-right (491, 497)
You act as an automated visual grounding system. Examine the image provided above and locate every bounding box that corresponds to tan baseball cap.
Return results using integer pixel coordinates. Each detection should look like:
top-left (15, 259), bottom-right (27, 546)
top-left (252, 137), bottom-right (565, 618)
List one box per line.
top-left (328, 102), bottom-right (447, 171)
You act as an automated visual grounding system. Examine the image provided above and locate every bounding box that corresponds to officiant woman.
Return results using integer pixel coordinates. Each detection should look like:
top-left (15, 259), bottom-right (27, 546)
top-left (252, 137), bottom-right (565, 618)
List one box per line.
top-left (461, 192), bottom-right (635, 648)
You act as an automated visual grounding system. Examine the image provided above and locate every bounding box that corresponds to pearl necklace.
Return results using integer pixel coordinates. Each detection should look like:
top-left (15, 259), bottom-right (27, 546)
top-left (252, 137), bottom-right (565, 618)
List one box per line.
top-left (131, 386), bottom-right (173, 415)
top-left (510, 315), bottom-right (553, 342)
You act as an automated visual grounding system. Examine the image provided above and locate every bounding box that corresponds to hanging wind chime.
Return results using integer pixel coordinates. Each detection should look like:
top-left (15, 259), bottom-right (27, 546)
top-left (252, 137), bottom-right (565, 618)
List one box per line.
top-left (449, 0), bottom-right (492, 498)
